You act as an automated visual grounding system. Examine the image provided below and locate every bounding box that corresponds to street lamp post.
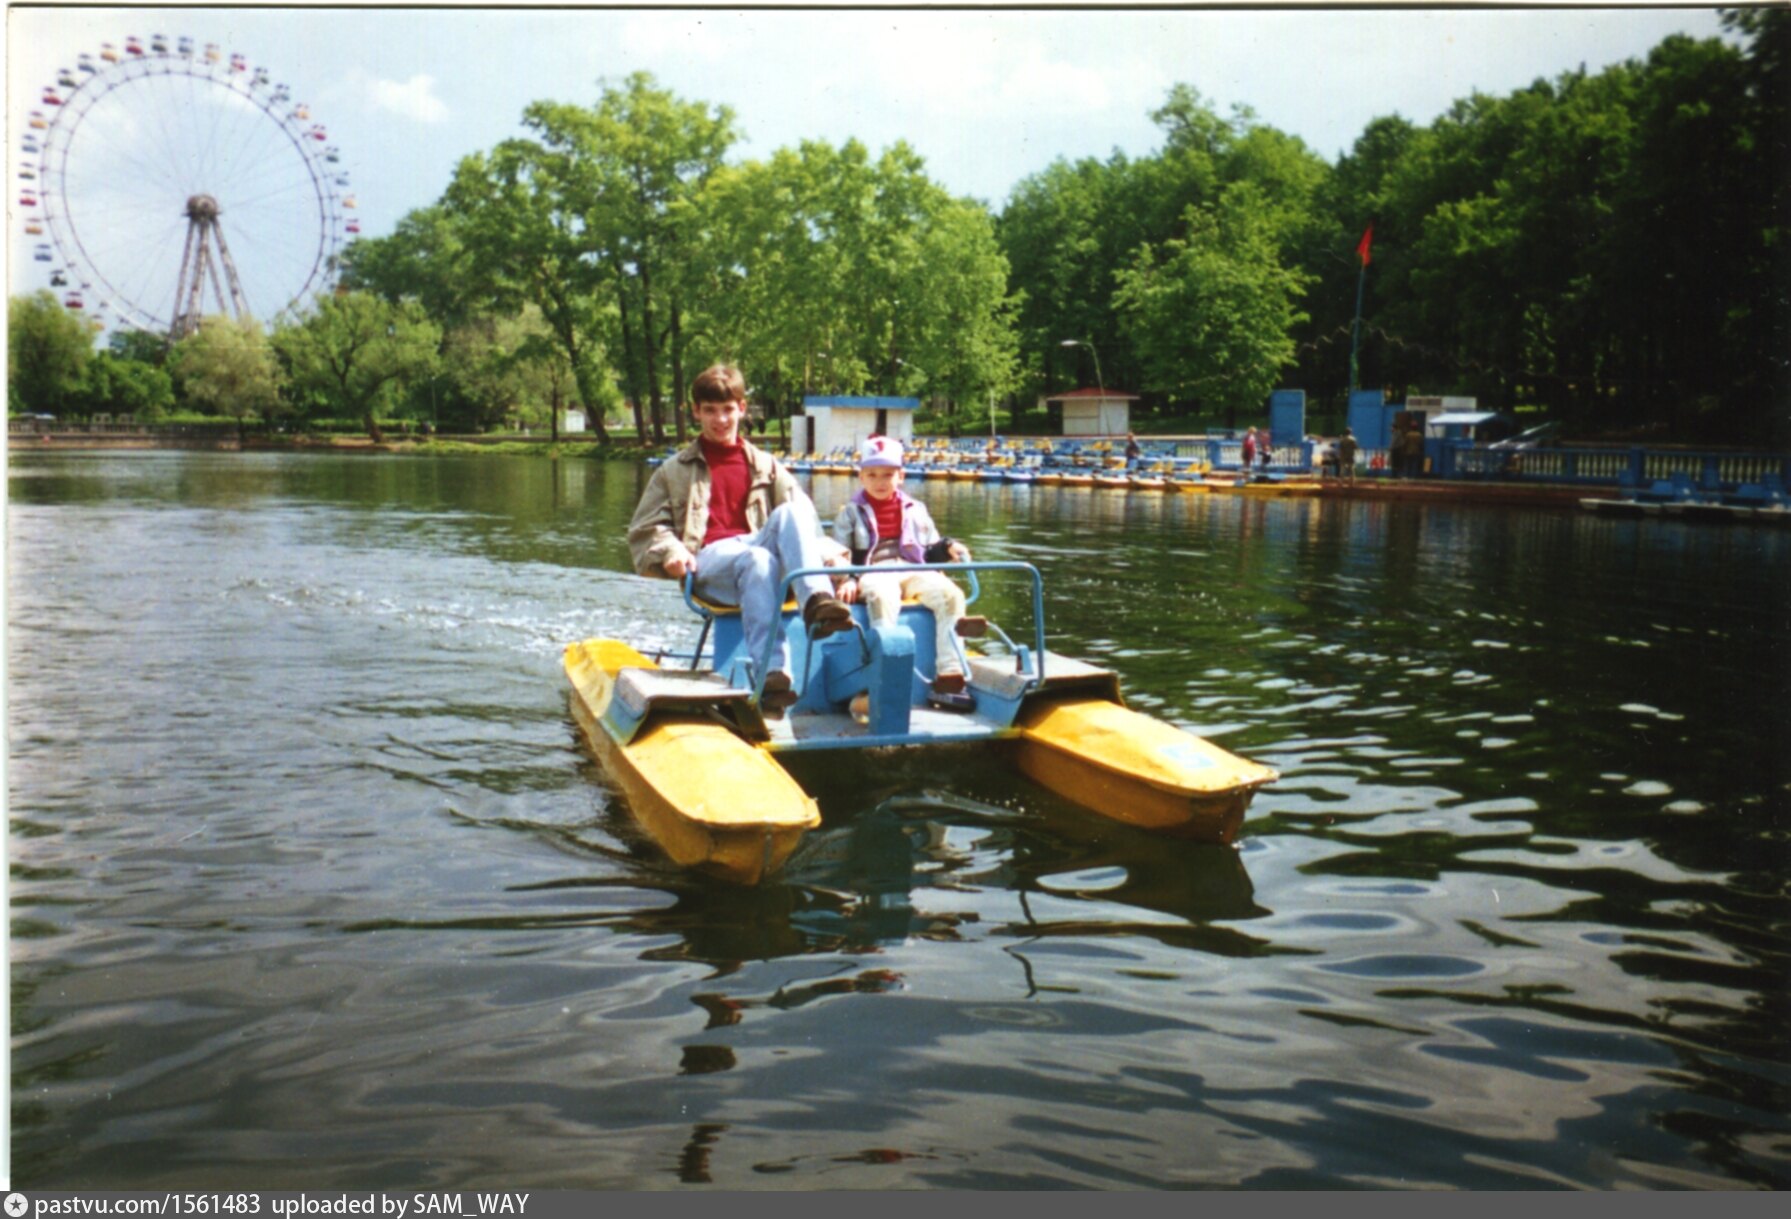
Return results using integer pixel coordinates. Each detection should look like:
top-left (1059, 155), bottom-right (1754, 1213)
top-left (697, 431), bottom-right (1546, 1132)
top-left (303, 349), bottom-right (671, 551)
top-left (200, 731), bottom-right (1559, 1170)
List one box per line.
top-left (1060, 338), bottom-right (1104, 438)
top-left (1060, 338), bottom-right (1104, 399)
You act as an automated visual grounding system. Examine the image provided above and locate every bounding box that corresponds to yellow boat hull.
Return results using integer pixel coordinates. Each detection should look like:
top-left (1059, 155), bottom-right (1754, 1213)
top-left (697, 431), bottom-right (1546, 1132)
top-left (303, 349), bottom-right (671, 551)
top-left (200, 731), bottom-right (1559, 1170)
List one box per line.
top-left (1013, 696), bottom-right (1277, 843)
top-left (1227, 480), bottom-right (1321, 497)
top-left (565, 641), bottom-right (820, 884)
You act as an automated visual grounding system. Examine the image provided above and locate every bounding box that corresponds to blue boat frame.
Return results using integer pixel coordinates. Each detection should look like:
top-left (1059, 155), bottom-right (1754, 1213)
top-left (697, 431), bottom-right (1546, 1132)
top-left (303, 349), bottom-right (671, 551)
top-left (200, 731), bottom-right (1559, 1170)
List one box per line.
top-left (644, 561), bottom-right (1056, 753)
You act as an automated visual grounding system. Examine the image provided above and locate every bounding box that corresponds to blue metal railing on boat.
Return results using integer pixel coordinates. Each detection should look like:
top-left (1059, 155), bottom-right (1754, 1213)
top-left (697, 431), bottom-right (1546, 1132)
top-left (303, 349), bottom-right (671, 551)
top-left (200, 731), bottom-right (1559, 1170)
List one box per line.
top-left (682, 561), bottom-right (1048, 704)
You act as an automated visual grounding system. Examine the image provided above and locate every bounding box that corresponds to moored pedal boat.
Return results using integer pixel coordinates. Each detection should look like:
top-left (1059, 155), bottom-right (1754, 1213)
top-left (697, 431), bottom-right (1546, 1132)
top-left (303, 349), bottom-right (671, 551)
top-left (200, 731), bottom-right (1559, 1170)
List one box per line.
top-left (565, 562), bottom-right (1277, 883)
top-left (1218, 475), bottom-right (1321, 497)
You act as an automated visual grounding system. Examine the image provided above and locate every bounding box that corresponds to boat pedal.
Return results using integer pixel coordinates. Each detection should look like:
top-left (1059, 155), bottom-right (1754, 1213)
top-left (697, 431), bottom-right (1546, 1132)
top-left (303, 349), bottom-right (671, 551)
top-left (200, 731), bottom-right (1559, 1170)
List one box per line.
top-left (927, 690), bottom-right (978, 713)
top-left (956, 616), bottom-right (989, 639)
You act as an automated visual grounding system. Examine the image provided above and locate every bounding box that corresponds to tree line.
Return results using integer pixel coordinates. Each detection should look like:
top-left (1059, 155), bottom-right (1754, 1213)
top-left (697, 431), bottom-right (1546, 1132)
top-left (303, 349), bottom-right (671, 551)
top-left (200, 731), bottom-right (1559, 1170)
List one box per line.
top-left (10, 11), bottom-right (1786, 444)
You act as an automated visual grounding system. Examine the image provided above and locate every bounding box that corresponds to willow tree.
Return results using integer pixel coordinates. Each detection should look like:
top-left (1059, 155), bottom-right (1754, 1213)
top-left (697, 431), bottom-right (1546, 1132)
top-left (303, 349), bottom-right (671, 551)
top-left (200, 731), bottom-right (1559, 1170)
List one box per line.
top-left (170, 316), bottom-right (284, 433)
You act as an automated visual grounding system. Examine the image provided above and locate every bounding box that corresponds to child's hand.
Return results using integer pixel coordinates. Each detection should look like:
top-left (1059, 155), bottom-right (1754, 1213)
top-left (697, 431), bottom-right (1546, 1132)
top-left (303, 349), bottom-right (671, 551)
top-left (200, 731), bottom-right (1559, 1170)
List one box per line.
top-left (949, 542), bottom-right (971, 562)
top-left (836, 576), bottom-right (859, 604)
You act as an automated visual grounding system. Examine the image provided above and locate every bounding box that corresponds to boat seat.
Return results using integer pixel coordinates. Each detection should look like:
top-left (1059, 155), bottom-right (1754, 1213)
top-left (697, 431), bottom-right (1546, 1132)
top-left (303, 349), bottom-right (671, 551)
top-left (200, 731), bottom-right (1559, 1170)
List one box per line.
top-left (691, 588), bottom-right (930, 616)
top-left (691, 593), bottom-right (799, 617)
top-left (614, 667), bottom-right (751, 717)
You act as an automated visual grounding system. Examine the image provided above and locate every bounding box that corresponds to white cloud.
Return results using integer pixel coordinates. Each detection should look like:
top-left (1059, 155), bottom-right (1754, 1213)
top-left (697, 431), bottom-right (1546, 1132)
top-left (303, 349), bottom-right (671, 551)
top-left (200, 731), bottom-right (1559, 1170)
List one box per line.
top-left (370, 73), bottom-right (447, 123)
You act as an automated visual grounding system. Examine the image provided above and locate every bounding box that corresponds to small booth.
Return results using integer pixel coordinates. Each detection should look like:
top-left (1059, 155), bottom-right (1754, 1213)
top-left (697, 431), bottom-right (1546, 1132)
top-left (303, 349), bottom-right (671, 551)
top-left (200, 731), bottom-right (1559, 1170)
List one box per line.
top-left (1423, 407), bottom-right (1514, 474)
top-left (1046, 387), bottom-right (1139, 437)
top-left (1423, 409), bottom-right (1510, 444)
top-left (794, 395), bottom-right (919, 455)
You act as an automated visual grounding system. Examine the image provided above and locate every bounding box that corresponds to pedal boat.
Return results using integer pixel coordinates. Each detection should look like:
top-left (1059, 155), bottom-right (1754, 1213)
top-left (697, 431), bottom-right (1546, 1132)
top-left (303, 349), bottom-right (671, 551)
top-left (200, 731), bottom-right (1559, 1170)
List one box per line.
top-left (565, 562), bottom-right (1278, 884)
top-left (1232, 473), bottom-right (1322, 497)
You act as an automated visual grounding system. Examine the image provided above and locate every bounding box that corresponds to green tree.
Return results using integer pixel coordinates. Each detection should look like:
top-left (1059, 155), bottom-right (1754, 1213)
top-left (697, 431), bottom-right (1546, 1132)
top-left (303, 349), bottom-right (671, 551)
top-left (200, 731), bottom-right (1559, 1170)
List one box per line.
top-left (9, 290), bottom-right (92, 415)
top-left (999, 86), bottom-right (1325, 416)
top-left (699, 138), bottom-right (1019, 423)
top-left (169, 316), bottom-right (283, 431)
top-left (441, 307), bottom-right (577, 433)
top-left (340, 205), bottom-right (480, 329)
top-left (1326, 30), bottom-right (1782, 435)
top-left (270, 293), bottom-right (440, 442)
top-left (521, 74), bottom-right (737, 443)
top-left (107, 326), bottom-right (172, 368)
top-left (1112, 183), bottom-right (1311, 422)
top-left (76, 352), bottom-right (175, 421)
top-left (443, 144), bottom-right (619, 443)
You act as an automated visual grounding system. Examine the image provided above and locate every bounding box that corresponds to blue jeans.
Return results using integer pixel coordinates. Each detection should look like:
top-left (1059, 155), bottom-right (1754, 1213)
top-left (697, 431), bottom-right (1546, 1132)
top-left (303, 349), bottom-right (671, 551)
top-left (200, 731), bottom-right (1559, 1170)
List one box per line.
top-left (693, 498), bottom-right (834, 681)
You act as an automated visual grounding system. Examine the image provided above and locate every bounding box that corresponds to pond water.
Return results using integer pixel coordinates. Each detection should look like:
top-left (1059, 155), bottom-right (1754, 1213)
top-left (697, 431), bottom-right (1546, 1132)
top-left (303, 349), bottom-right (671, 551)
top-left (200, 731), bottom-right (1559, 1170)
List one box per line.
top-left (7, 450), bottom-right (1788, 1189)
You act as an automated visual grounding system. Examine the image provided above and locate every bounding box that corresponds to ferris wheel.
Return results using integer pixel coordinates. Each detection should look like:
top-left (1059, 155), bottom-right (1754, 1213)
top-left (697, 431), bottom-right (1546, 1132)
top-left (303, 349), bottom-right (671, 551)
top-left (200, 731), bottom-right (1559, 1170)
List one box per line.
top-left (20, 33), bottom-right (354, 338)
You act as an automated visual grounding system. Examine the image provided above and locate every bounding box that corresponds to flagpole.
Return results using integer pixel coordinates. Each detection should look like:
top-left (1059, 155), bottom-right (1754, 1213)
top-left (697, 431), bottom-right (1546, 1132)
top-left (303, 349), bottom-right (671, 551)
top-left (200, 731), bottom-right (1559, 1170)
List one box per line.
top-left (1348, 223), bottom-right (1373, 396)
top-left (1348, 258), bottom-right (1367, 395)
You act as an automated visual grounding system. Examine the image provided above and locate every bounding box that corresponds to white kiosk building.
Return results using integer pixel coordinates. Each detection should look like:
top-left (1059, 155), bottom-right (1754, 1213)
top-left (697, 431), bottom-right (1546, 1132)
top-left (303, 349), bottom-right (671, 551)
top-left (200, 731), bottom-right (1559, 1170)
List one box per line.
top-left (1046, 387), bottom-right (1140, 437)
top-left (790, 395), bottom-right (920, 454)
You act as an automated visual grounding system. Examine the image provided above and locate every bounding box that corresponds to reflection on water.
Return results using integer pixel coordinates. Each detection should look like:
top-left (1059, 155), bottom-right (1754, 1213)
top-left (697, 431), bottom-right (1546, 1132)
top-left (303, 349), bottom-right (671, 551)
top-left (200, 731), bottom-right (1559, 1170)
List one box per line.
top-left (7, 451), bottom-right (1788, 1188)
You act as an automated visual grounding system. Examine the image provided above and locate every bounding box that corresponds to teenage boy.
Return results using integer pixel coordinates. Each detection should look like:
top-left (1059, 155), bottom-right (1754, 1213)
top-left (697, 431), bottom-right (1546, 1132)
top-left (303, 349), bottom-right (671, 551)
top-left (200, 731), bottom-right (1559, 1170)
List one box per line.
top-left (832, 435), bottom-right (976, 696)
top-left (627, 364), bottom-right (851, 713)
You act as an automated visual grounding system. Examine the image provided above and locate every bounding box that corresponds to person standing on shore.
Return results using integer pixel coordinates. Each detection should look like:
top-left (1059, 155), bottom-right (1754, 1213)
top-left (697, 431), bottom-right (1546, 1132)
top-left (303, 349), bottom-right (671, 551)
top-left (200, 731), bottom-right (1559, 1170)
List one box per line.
top-left (1338, 429), bottom-right (1359, 482)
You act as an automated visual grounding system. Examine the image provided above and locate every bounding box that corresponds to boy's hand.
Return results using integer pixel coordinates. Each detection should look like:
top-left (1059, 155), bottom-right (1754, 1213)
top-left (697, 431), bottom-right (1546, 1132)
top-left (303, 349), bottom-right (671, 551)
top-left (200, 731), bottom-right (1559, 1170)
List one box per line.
top-left (948, 542), bottom-right (971, 562)
top-left (664, 555), bottom-right (693, 579)
top-left (836, 576), bottom-right (860, 604)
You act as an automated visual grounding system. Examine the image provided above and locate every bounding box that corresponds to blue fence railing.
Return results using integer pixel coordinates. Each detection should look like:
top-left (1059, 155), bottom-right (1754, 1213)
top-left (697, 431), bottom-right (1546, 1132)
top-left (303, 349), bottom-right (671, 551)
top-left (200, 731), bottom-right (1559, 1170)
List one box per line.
top-left (1437, 444), bottom-right (1791, 491)
top-left (779, 435), bottom-right (1791, 491)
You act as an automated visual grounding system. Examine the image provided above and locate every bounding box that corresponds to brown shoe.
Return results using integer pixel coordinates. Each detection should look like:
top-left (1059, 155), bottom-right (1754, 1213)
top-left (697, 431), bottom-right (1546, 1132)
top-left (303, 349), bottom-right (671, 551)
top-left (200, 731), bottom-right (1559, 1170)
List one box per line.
top-left (802, 592), bottom-right (852, 639)
top-left (955, 616), bottom-right (989, 639)
top-left (933, 671), bottom-right (966, 695)
top-left (761, 670), bottom-right (797, 717)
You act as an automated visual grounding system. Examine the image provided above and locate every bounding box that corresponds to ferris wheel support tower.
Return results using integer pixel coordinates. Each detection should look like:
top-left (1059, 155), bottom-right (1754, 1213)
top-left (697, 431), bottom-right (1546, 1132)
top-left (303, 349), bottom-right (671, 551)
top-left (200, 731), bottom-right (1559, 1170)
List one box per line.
top-left (171, 194), bottom-right (250, 339)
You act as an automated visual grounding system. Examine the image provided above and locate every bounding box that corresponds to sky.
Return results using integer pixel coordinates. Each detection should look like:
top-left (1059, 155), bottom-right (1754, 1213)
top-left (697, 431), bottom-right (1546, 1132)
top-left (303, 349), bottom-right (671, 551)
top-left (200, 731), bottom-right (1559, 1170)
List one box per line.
top-left (7, 4), bottom-right (1734, 333)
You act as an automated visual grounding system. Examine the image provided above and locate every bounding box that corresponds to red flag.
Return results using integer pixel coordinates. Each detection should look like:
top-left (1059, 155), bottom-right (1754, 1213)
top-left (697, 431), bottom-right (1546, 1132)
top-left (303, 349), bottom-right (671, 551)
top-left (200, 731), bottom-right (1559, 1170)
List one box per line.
top-left (1356, 223), bottom-right (1374, 267)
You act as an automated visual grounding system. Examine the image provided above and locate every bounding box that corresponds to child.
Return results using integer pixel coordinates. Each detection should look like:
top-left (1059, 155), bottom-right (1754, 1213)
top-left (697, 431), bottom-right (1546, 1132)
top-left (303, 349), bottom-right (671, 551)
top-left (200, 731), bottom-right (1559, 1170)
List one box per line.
top-left (833, 436), bottom-right (975, 696)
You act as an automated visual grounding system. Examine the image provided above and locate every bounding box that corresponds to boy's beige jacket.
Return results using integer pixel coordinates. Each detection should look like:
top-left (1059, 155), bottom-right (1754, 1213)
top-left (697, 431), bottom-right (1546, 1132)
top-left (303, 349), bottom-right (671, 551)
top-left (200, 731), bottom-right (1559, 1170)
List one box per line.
top-left (626, 438), bottom-right (803, 578)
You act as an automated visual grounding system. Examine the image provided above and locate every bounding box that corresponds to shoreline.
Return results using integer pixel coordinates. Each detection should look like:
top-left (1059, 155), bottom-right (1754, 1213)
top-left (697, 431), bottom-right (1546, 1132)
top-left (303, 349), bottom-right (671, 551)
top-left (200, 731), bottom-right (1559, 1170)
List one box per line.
top-left (12, 434), bottom-right (1608, 507)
